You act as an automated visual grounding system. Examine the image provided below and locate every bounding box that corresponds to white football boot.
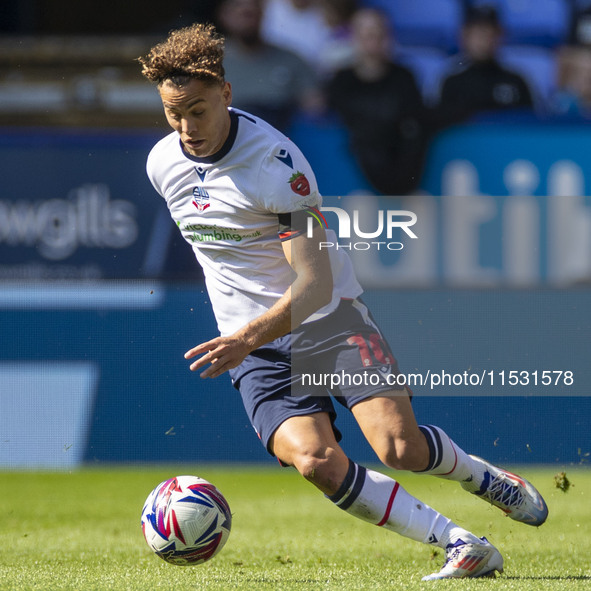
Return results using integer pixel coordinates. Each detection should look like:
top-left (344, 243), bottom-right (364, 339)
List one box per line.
top-left (422, 537), bottom-right (504, 581)
top-left (461, 455), bottom-right (548, 526)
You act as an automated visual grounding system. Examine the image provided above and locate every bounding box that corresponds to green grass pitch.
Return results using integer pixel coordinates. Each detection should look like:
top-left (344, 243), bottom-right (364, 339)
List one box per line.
top-left (1, 466), bottom-right (590, 590)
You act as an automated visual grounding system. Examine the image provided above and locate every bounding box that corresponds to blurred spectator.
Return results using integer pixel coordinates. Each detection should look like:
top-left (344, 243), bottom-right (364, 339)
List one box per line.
top-left (569, 4), bottom-right (591, 47)
top-left (551, 46), bottom-right (591, 118)
top-left (326, 8), bottom-right (428, 196)
top-left (261, 0), bottom-right (331, 66)
top-left (216, 0), bottom-right (324, 132)
top-left (437, 5), bottom-right (534, 126)
top-left (317, 0), bottom-right (359, 77)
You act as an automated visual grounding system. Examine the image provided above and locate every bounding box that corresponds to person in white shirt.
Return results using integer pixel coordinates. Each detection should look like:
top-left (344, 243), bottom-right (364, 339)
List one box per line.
top-left (138, 22), bottom-right (547, 580)
top-left (216, 0), bottom-right (324, 131)
top-left (261, 0), bottom-right (331, 66)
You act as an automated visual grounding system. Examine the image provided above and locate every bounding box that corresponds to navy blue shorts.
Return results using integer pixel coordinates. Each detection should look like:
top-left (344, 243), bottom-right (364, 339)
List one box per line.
top-left (229, 298), bottom-right (406, 456)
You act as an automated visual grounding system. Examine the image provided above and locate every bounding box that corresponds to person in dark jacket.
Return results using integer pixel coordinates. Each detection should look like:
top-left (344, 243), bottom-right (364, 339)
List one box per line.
top-left (437, 5), bottom-right (534, 126)
top-left (326, 8), bottom-right (428, 195)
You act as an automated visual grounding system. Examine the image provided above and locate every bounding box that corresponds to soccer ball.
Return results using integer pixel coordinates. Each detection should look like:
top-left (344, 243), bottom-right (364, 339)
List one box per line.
top-left (141, 475), bottom-right (232, 565)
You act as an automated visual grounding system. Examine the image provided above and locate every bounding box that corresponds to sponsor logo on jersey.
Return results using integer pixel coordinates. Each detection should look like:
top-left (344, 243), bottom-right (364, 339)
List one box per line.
top-left (177, 221), bottom-right (262, 244)
top-left (192, 186), bottom-right (210, 212)
top-left (288, 171), bottom-right (310, 196)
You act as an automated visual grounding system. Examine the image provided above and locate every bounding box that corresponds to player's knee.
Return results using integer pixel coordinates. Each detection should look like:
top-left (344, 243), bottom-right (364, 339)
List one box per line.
top-left (294, 451), bottom-right (329, 481)
top-left (292, 448), bottom-right (341, 490)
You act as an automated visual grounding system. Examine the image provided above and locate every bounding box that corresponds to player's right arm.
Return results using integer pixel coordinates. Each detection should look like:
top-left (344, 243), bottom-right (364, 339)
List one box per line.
top-left (183, 214), bottom-right (332, 378)
top-left (277, 207), bottom-right (333, 328)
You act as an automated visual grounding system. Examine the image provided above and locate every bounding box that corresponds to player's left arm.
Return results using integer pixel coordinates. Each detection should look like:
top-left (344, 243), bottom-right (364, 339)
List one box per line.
top-left (184, 219), bottom-right (332, 378)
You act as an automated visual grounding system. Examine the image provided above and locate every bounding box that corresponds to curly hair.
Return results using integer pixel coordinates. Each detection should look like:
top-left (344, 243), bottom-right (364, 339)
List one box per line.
top-left (139, 23), bottom-right (225, 86)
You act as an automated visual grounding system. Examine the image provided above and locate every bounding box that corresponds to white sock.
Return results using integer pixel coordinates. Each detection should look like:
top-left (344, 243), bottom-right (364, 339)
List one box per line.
top-left (327, 460), bottom-right (478, 548)
top-left (416, 424), bottom-right (477, 483)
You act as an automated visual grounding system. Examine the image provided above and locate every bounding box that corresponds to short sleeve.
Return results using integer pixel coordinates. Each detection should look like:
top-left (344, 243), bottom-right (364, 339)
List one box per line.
top-left (146, 135), bottom-right (176, 199)
top-left (146, 150), bottom-right (163, 197)
top-left (255, 140), bottom-right (322, 214)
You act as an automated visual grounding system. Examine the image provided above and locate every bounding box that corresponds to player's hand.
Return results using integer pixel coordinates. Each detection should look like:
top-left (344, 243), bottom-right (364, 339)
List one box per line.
top-left (184, 336), bottom-right (251, 378)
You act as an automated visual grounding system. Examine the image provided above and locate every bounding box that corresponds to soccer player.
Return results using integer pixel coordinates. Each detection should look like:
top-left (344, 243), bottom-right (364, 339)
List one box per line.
top-left (139, 23), bottom-right (548, 580)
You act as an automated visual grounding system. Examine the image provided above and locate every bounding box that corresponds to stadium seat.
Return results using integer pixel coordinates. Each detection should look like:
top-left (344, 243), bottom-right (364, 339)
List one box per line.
top-left (362, 0), bottom-right (463, 52)
top-left (395, 46), bottom-right (451, 105)
top-left (498, 45), bottom-right (558, 111)
top-left (471, 0), bottom-right (572, 47)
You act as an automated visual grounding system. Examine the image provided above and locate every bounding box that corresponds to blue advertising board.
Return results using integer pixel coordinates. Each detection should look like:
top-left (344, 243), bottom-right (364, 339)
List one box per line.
top-left (417, 121), bottom-right (591, 287)
top-left (1, 120), bottom-right (590, 468)
top-left (421, 121), bottom-right (591, 197)
top-left (0, 284), bottom-right (588, 468)
top-left (0, 129), bottom-right (202, 280)
top-left (291, 118), bottom-right (591, 288)
top-left (3, 121), bottom-right (591, 286)
top-left (318, 192), bottom-right (591, 288)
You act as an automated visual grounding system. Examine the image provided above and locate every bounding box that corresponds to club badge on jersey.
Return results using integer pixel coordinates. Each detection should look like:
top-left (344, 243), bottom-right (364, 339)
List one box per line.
top-left (192, 186), bottom-right (211, 212)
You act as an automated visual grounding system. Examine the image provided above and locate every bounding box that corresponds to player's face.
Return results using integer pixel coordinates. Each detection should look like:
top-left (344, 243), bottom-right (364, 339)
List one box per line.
top-left (159, 79), bottom-right (233, 158)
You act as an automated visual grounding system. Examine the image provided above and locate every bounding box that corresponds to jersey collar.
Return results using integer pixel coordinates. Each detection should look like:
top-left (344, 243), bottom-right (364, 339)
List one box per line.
top-left (179, 109), bottom-right (239, 165)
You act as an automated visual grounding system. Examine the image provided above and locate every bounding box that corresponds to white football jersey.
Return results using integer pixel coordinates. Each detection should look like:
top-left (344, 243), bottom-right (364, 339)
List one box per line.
top-left (147, 108), bottom-right (362, 336)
